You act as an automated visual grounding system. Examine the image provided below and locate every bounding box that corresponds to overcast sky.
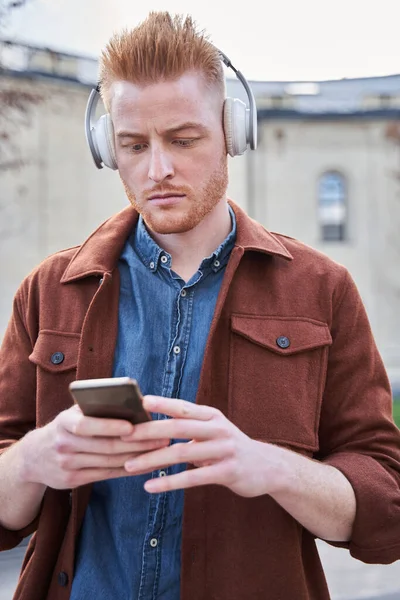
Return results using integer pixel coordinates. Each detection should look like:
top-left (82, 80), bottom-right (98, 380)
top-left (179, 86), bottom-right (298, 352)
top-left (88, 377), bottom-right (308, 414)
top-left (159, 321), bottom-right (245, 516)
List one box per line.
top-left (4, 0), bottom-right (400, 82)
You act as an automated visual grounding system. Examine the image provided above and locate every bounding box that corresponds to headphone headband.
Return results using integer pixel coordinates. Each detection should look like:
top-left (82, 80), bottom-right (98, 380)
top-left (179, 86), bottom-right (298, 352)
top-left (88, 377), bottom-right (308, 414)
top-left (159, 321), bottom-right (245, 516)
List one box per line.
top-left (85, 85), bottom-right (103, 169)
top-left (217, 49), bottom-right (257, 151)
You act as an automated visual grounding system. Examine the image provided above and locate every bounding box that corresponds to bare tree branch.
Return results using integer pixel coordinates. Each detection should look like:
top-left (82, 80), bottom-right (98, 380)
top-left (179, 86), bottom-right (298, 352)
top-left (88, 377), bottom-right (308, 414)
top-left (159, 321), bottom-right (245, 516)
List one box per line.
top-left (0, 1), bottom-right (41, 172)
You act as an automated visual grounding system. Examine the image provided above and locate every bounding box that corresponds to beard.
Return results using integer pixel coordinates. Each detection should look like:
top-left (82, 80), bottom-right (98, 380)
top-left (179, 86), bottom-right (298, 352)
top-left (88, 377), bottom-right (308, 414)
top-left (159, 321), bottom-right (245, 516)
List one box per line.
top-left (121, 155), bottom-right (229, 235)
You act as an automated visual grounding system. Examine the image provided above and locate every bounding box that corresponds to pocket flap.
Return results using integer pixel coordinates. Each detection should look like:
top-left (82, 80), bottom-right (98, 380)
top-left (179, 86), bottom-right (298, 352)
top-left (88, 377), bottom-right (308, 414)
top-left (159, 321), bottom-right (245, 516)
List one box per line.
top-left (231, 315), bottom-right (332, 355)
top-left (29, 330), bottom-right (80, 373)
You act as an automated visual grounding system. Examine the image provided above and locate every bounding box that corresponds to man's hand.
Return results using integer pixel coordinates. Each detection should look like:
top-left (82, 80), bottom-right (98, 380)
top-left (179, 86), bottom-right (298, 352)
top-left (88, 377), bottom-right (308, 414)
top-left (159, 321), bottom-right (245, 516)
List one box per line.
top-left (20, 405), bottom-right (169, 490)
top-left (123, 395), bottom-right (286, 497)
top-left (123, 395), bottom-right (356, 542)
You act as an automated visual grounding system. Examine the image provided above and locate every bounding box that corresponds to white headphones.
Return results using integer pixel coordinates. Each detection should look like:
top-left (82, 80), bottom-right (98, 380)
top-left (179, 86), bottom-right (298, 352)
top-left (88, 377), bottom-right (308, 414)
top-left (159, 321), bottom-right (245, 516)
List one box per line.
top-left (85, 48), bottom-right (257, 170)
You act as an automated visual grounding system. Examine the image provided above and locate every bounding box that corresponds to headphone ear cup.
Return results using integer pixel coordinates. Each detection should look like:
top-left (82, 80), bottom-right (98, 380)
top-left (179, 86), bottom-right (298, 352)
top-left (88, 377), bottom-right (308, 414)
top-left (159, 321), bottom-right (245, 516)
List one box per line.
top-left (93, 114), bottom-right (118, 170)
top-left (223, 97), bottom-right (249, 157)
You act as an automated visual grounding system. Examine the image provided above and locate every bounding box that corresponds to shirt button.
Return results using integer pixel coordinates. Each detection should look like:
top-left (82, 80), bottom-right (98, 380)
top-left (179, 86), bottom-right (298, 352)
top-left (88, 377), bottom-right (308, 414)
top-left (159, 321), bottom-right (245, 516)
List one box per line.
top-left (213, 259), bottom-right (220, 268)
top-left (149, 261), bottom-right (155, 269)
top-left (180, 289), bottom-right (187, 297)
top-left (159, 470), bottom-right (166, 477)
top-left (150, 538), bottom-right (158, 548)
top-left (160, 255), bottom-right (168, 264)
top-left (51, 352), bottom-right (64, 365)
top-left (276, 336), bottom-right (290, 349)
top-left (173, 346), bottom-right (181, 355)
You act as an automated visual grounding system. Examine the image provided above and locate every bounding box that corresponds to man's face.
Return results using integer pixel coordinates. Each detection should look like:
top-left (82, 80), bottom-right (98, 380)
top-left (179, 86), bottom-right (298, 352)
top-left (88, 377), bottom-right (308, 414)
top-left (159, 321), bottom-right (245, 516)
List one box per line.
top-left (109, 72), bottom-right (228, 234)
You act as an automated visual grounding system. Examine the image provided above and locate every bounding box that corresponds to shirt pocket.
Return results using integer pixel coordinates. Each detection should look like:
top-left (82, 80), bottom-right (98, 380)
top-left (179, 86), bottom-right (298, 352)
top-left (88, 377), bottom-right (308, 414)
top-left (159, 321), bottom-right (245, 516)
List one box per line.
top-left (29, 330), bottom-right (81, 425)
top-left (228, 315), bottom-right (332, 452)
top-left (29, 330), bottom-right (80, 373)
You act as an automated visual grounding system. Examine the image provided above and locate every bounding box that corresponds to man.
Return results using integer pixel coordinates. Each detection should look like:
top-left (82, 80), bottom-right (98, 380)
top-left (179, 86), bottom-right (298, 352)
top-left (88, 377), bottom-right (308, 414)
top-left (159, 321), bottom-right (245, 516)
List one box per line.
top-left (0, 11), bottom-right (399, 600)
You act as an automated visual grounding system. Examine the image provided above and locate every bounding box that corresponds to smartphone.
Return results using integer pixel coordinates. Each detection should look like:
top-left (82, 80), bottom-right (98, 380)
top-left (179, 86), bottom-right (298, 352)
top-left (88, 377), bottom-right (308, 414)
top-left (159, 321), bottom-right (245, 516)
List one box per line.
top-left (69, 377), bottom-right (151, 424)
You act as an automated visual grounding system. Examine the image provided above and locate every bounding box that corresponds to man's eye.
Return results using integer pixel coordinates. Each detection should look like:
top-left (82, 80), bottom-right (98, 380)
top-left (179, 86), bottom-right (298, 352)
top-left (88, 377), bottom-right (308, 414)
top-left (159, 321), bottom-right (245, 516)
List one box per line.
top-left (131, 144), bottom-right (145, 152)
top-left (174, 139), bottom-right (195, 147)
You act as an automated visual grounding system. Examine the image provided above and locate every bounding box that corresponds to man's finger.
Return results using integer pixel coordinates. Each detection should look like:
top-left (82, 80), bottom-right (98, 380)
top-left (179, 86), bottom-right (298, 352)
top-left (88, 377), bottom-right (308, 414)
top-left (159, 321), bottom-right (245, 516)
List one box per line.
top-left (62, 406), bottom-right (134, 438)
top-left (69, 467), bottom-right (129, 488)
top-left (61, 431), bottom-right (170, 455)
top-left (125, 440), bottom-right (231, 473)
top-left (60, 451), bottom-right (157, 471)
top-left (121, 417), bottom-right (224, 443)
top-left (143, 463), bottom-right (222, 493)
top-left (143, 396), bottom-right (217, 420)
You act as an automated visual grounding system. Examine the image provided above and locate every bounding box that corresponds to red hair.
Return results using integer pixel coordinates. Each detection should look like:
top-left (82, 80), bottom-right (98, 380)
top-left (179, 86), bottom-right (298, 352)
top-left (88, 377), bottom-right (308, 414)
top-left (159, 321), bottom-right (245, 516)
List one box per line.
top-left (99, 12), bottom-right (224, 110)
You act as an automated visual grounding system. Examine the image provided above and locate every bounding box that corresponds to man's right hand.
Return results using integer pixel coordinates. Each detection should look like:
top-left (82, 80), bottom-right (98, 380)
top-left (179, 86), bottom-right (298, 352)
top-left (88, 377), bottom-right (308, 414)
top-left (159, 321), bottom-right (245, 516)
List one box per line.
top-left (19, 405), bottom-right (170, 489)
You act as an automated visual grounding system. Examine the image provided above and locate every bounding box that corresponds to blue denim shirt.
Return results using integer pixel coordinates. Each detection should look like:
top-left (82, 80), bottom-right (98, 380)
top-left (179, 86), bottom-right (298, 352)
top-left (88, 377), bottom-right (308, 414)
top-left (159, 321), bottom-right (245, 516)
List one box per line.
top-left (71, 208), bottom-right (236, 600)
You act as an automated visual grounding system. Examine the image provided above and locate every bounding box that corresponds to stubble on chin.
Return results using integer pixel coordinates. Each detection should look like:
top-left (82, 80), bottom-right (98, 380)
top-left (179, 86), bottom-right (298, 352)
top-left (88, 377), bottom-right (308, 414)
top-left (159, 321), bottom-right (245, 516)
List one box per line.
top-left (120, 156), bottom-right (228, 235)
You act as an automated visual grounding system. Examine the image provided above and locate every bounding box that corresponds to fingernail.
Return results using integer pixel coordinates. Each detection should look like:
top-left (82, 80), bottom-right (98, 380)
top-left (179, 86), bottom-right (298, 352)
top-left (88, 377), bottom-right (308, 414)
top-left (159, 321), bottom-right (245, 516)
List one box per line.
top-left (144, 480), bottom-right (157, 492)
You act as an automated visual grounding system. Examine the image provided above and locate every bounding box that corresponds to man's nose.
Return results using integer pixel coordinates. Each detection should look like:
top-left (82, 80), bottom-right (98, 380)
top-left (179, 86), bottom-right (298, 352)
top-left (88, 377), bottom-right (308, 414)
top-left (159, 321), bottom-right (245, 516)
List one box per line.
top-left (148, 147), bottom-right (174, 183)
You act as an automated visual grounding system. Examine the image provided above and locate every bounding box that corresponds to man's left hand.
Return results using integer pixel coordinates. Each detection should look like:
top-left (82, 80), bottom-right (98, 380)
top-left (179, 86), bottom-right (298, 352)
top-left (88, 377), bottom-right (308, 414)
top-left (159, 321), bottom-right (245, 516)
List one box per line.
top-left (123, 395), bottom-right (285, 496)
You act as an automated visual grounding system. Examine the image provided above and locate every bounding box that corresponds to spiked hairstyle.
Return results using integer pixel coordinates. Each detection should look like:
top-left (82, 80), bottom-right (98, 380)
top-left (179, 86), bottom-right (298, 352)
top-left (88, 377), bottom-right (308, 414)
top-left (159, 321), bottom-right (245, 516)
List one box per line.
top-left (99, 12), bottom-right (225, 110)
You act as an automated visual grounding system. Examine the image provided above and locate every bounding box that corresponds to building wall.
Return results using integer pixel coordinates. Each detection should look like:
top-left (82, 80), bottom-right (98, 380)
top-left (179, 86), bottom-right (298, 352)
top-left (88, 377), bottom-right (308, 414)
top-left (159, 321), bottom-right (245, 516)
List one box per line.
top-left (0, 75), bottom-right (125, 338)
top-left (1, 72), bottom-right (399, 386)
top-left (0, 74), bottom-right (246, 337)
top-left (247, 118), bottom-right (400, 385)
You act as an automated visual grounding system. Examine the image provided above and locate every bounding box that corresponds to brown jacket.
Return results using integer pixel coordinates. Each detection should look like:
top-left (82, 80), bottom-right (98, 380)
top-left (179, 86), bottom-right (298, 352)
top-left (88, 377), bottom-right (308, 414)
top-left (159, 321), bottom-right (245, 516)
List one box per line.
top-left (1, 201), bottom-right (400, 600)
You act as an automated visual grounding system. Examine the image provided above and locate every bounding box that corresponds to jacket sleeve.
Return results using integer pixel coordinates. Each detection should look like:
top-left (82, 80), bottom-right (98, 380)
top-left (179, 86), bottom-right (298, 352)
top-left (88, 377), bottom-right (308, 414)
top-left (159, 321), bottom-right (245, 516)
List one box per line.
top-left (316, 268), bottom-right (400, 564)
top-left (0, 282), bottom-right (40, 550)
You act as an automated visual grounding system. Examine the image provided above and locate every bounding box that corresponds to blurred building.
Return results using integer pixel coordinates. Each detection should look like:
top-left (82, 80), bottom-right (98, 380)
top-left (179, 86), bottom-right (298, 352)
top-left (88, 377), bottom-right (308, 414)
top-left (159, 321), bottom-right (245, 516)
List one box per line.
top-left (1, 40), bottom-right (400, 388)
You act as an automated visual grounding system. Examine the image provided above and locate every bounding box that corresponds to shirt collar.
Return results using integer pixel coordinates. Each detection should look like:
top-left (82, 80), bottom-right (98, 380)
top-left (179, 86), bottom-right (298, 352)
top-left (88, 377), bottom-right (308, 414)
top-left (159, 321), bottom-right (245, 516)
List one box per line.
top-left (133, 216), bottom-right (164, 272)
top-left (199, 205), bottom-right (236, 273)
top-left (60, 200), bottom-right (292, 284)
top-left (132, 206), bottom-right (237, 274)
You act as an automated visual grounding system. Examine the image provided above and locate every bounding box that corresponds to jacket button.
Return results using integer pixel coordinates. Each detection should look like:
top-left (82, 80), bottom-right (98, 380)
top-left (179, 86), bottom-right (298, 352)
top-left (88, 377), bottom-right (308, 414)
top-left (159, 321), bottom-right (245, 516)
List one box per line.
top-left (276, 336), bottom-right (290, 349)
top-left (57, 571), bottom-right (69, 587)
top-left (51, 352), bottom-right (65, 365)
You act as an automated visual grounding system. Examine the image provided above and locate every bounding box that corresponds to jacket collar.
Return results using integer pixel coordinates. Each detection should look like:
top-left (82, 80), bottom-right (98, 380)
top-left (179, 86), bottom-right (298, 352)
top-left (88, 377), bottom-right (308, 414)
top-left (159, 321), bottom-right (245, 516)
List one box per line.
top-left (61, 199), bottom-right (292, 283)
top-left (231, 200), bottom-right (293, 260)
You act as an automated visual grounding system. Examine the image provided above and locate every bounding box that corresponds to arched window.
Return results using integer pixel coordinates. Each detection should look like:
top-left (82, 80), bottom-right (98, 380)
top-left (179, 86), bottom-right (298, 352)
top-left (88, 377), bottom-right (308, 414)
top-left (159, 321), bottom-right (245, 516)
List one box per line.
top-left (318, 171), bottom-right (347, 241)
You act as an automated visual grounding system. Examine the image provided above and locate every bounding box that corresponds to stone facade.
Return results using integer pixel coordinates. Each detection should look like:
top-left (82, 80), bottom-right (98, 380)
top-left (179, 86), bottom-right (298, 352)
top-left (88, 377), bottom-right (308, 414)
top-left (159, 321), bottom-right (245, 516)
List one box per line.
top-left (1, 42), bottom-right (399, 387)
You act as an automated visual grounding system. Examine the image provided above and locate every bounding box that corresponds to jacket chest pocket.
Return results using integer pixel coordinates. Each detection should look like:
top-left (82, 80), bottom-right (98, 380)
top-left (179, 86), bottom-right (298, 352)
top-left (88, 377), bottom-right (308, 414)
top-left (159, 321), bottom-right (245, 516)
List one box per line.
top-left (228, 315), bottom-right (332, 451)
top-left (29, 330), bottom-right (81, 425)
